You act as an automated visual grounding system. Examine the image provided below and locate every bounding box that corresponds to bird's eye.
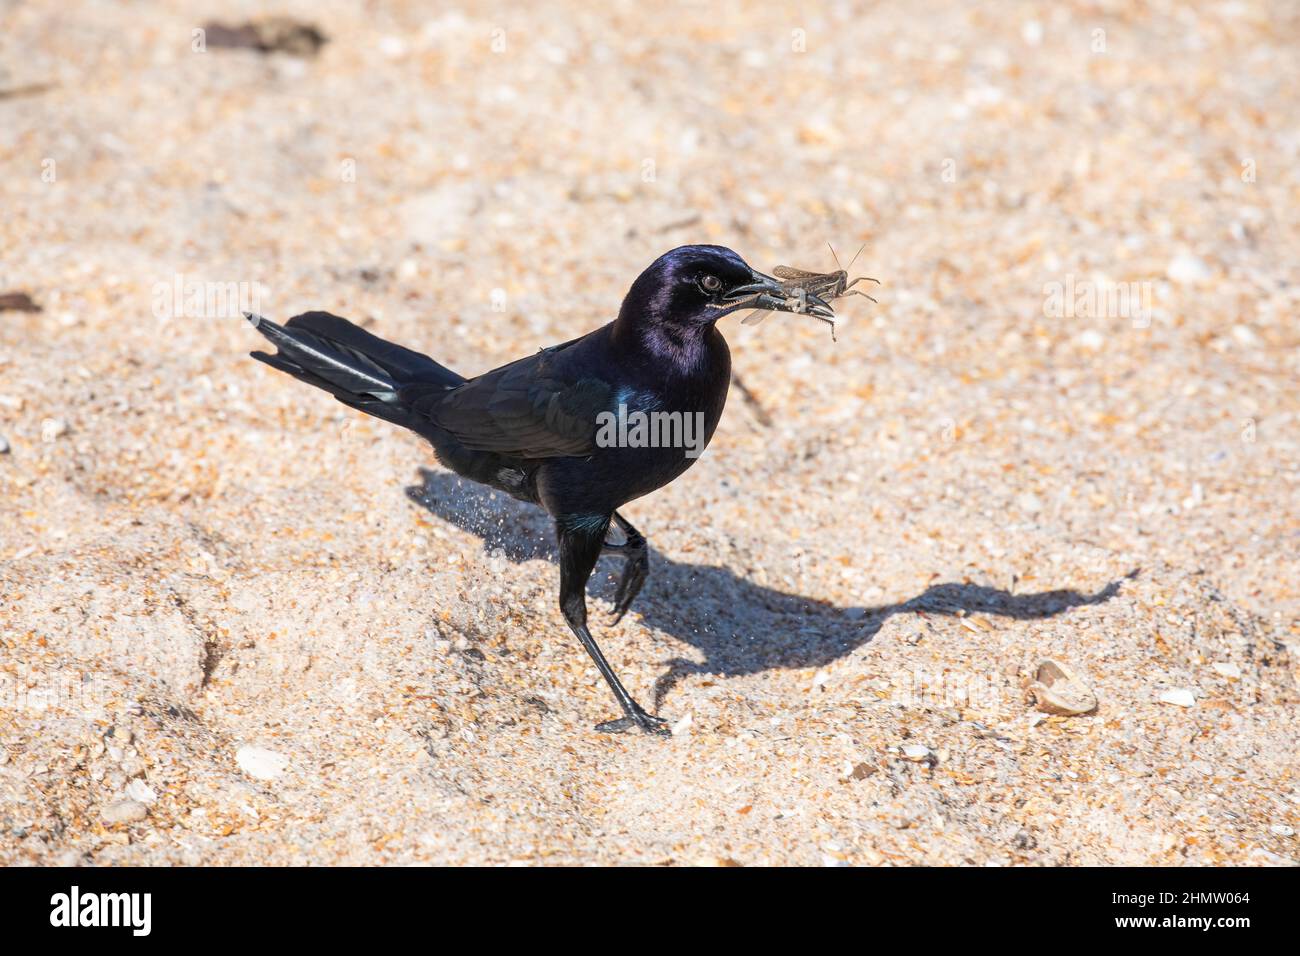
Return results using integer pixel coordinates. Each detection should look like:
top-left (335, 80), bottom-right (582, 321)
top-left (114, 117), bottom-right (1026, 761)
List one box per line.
top-left (700, 275), bottom-right (722, 293)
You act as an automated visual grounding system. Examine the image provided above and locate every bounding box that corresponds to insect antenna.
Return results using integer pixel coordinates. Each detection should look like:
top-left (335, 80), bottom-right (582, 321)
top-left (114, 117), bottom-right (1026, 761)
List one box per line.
top-left (827, 241), bottom-right (842, 271)
top-left (846, 241), bottom-right (867, 272)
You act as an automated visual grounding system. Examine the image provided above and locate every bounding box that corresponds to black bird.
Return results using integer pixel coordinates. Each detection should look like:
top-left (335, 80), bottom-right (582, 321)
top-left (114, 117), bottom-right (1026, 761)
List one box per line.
top-left (247, 245), bottom-right (832, 734)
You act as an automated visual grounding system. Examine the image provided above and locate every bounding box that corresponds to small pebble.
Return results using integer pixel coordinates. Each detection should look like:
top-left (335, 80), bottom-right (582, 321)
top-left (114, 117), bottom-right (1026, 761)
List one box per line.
top-left (41, 418), bottom-right (69, 443)
top-left (125, 779), bottom-right (157, 804)
top-left (1231, 324), bottom-right (1260, 347)
top-left (1166, 253), bottom-right (1211, 283)
top-left (0, 291), bottom-right (41, 312)
top-left (902, 744), bottom-right (932, 761)
top-left (1270, 824), bottom-right (1295, 837)
top-left (235, 745), bottom-right (289, 780)
top-left (1159, 688), bottom-right (1197, 708)
top-left (1028, 659), bottom-right (1098, 716)
top-left (1212, 662), bottom-right (1241, 679)
top-left (0, 435), bottom-right (9, 454)
top-left (1073, 329), bottom-right (1106, 351)
top-left (101, 799), bottom-right (148, 825)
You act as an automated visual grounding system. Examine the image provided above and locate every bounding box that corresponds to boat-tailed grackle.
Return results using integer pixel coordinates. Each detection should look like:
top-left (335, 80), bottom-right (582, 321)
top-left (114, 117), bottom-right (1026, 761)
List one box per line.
top-left (247, 245), bottom-right (833, 735)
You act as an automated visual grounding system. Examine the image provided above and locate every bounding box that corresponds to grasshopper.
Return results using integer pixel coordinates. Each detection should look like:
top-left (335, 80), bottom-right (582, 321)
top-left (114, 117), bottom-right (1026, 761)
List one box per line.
top-left (742, 243), bottom-right (880, 340)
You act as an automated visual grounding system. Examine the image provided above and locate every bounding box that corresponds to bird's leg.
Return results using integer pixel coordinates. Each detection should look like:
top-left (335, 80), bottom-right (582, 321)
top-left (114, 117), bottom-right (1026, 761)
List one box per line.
top-left (602, 510), bottom-right (648, 624)
top-left (558, 517), bottom-right (668, 736)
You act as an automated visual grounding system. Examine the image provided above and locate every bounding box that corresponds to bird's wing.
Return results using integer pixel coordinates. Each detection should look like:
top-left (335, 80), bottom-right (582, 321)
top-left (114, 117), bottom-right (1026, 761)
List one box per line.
top-left (405, 349), bottom-right (612, 459)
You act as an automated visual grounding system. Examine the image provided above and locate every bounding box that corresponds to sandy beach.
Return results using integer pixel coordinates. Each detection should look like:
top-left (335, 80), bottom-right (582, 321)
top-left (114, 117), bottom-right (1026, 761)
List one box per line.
top-left (1, 0), bottom-right (1297, 865)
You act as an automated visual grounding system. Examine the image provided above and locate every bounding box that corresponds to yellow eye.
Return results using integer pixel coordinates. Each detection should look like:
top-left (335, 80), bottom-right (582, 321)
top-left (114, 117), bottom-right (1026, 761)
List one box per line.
top-left (701, 275), bottom-right (722, 292)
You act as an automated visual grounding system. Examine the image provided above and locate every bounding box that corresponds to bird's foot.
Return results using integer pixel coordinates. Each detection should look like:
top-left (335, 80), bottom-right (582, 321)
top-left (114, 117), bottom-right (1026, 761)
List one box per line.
top-left (608, 550), bottom-right (648, 624)
top-left (595, 710), bottom-right (671, 736)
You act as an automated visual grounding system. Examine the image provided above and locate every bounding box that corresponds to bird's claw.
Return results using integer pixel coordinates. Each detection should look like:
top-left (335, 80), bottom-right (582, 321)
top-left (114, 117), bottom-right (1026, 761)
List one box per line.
top-left (609, 550), bottom-right (648, 624)
top-left (596, 711), bottom-right (671, 736)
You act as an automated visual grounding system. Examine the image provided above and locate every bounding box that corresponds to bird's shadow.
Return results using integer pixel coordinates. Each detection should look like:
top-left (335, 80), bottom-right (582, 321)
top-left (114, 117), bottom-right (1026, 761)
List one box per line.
top-left (405, 468), bottom-right (1133, 707)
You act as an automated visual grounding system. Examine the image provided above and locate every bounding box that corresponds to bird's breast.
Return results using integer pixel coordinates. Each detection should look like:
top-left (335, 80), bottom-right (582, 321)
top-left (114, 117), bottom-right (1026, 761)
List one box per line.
top-left (539, 322), bottom-right (732, 513)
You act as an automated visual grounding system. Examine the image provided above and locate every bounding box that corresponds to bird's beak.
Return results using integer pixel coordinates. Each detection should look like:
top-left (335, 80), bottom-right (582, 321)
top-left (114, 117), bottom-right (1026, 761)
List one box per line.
top-left (721, 269), bottom-right (836, 322)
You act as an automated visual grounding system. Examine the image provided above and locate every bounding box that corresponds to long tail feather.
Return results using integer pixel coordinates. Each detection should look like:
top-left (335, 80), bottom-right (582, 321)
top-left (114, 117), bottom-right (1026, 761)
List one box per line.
top-left (284, 311), bottom-right (464, 388)
top-left (246, 311), bottom-right (463, 433)
top-left (247, 312), bottom-right (397, 399)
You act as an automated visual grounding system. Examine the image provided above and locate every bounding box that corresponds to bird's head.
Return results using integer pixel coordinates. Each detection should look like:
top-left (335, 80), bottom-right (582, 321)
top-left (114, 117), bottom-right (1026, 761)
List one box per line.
top-left (619, 244), bottom-right (833, 329)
